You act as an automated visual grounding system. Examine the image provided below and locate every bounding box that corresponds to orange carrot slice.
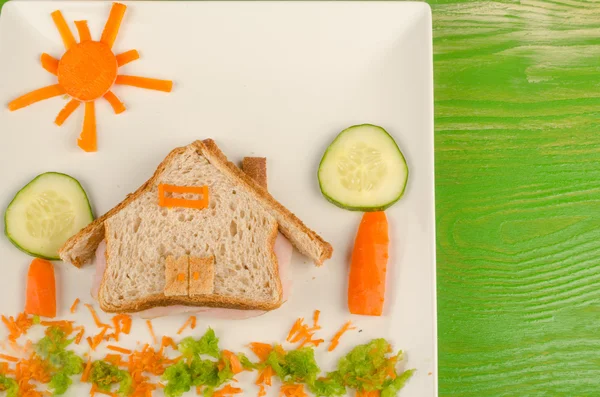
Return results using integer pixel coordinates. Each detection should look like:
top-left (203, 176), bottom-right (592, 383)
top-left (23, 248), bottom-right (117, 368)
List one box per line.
top-left (24, 259), bottom-right (56, 318)
top-left (116, 75), bottom-right (173, 92)
top-left (348, 212), bottom-right (389, 316)
top-left (8, 84), bottom-right (65, 111)
top-left (116, 49), bottom-right (140, 67)
top-left (55, 99), bottom-right (81, 126)
top-left (75, 20), bottom-right (92, 42)
top-left (103, 91), bottom-right (126, 114)
top-left (101, 3), bottom-right (127, 48)
top-left (57, 40), bottom-right (118, 101)
top-left (40, 53), bottom-right (59, 75)
top-left (51, 10), bottom-right (76, 49)
top-left (78, 102), bottom-right (97, 152)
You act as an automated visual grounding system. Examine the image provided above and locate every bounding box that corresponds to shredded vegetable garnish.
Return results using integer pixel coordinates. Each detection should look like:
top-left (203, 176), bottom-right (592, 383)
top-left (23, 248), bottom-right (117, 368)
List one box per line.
top-left (328, 321), bottom-right (356, 352)
top-left (286, 312), bottom-right (324, 349)
top-left (70, 298), bottom-right (80, 314)
top-left (0, 310), bottom-right (414, 397)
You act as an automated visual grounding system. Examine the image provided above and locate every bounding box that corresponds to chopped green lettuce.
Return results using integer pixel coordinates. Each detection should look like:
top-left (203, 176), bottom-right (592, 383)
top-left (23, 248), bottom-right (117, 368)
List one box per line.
top-left (178, 328), bottom-right (220, 358)
top-left (381, 369), bottom-right (415, 397)
top-left (0, 375), bottom-right (18, 397)
top-left (49, 372), bottom-right (72, 395)
top-left (90, 360), bottom-right (131, 396)
top-left (163, 361), bottom-right (192, 397)
top-left (309, 372), bottom-right (346, 397)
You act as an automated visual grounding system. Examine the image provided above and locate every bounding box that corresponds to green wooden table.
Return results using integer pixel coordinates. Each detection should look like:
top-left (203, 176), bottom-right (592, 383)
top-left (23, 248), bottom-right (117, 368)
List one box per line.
top-left (2, 0), bottom-right (598, 395)
top-left (432, 0), bottom-right (600, 395)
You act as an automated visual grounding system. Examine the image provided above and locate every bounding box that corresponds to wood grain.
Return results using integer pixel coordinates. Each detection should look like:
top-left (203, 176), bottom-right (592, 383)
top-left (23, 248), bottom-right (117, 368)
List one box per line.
top-left (431, 0), bottom-right (600, 395)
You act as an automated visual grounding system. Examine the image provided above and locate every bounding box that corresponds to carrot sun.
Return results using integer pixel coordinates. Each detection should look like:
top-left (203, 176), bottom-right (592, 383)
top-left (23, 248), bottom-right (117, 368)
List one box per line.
top-left (8, 2), bottom-right (173, 152)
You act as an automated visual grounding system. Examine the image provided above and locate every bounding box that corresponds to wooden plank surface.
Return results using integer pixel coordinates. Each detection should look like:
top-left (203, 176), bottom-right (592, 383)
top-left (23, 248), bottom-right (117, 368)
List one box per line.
top-left (431, 0), bottom-right (600, 395)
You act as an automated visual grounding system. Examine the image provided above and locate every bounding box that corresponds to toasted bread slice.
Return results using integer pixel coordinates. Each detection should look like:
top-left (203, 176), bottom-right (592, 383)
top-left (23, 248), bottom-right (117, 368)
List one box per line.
top-left (59, 140), bottom-right (332, 268)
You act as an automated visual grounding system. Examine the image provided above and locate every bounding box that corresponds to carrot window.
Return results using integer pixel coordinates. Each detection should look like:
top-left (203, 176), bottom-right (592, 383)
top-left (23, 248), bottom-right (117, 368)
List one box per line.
top-left (7, 2), bottom-right (173, 153)
top-left (158, 184), bottom-right (209, 210)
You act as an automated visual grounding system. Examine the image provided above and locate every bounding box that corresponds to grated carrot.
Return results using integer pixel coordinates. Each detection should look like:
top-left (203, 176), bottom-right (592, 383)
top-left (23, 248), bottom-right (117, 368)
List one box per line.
top-left (222, 350), bottom-right (243, 375)
top-left (75, 328), bottom-right (85, 345)
top-left (2, 312), bottom-right (33, 341)
top-left (279, 384), bottom-right (309, 397)
top-left (255, 366), bottom-right (273, 387)
top-left (41, 320), bottom-right (74, 336)
top-left (328, 321), bottom-right (356, 352)
top-left (313, 310), bottom-right (321, 329)
top-left (107, 345), bottom-right (132, 355)
top-left (258, 385), bottom-right (267, 397)
top-left (286, 316), bottom-right (323, 349)
top-left (213, 384), bottom-right (243, 397)
top-left (105, 354), bottom-right (126, 367)
top-left (0, 354), bottom-right (18, 362)
top-left (161, 336), bottom-right (177, 350)
top-left (146, 320), bottom-right (157, 345)
top-left (356, 391), bottom-right (380, 397)
top-left (85, 304), bottom-right (110, 329)
top-left (70, 298), bottom-right (80, 314)
top-left (177, 315), bottom-right (196, 334)
top-left (249, 342), bottom-right (272, 362)
top-left (286, 318), bottom-right (303, 342)
top-left (81, 359), bottom-right (92, 382)
top-left (116, 49), bottom-right (140, 67)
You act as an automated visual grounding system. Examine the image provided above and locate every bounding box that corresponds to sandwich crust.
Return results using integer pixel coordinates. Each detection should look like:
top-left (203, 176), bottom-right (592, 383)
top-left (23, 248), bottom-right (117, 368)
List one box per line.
top-left (59, 140), bottom-right (332, 267)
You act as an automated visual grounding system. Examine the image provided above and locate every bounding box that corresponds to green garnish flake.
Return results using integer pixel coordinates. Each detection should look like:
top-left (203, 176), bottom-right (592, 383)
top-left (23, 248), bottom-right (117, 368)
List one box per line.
top-left (49, 372), bottom-right (72, 395)
top-left (35, 327), bottom-right (72, 359)
top-left (0, 374), bottom-right (18, 397)
top-left (178, 328), bottom-right (220, 358)
top-left (163, 361), bottom-right (192, 397)
top-left (90, 360), bottom-right (131, 396)
top-left (238, 353), bottom-right (257, 370)
top-left (310, 372), bottom-right (346, 397)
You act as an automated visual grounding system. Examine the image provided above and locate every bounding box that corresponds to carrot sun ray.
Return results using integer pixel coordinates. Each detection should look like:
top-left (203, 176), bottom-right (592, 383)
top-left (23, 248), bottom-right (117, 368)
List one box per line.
top-left (116, 49), bottom-right (140, 67)
top-left (40, 53), bottom-right (59, 75)
top-left (75, 20), bottom-right (92, 42)
top-left (51, 10), bottom-right (76, 49)
top-left (101, 2), bottom-right (127, 48)
top-left (8, 85), bottom-right (65, 111)
top-left (55, 99), bottom-right (81, 126)
top-left (7, 2), bottom-right (173, 152)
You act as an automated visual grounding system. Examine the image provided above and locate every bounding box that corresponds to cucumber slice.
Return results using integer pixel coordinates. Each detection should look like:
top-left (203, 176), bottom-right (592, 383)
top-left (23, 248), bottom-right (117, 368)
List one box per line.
top-left (318, 124), bottom-right (408, 211)
top-left (4, 172), bottom-right (94, 260)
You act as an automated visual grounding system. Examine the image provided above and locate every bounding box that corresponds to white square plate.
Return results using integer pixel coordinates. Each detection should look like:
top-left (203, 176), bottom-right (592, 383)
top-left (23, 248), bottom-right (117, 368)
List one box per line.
top-left (0, 1), bottom-right (435, 396)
